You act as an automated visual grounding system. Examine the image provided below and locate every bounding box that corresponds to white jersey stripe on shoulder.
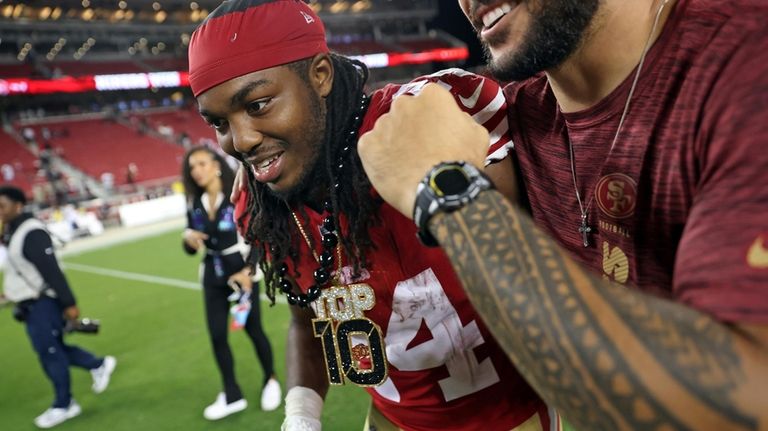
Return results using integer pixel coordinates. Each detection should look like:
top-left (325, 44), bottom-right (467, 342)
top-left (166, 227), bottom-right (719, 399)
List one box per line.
top-left (422, 67), bottom-right (476, 79)
top-left (485, 142), bottom-right (513, 165)
top-left (472, 87), bottom-right (506, 126)
top-left (392, 79), bottom-right (429, 99)
top-left (488, 115), bottom-right (510, 145)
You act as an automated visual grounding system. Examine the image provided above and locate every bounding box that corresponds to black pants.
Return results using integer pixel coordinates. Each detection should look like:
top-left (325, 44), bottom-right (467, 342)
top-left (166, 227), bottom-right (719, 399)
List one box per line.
top-left (202, 256), bottom-right (275, 403)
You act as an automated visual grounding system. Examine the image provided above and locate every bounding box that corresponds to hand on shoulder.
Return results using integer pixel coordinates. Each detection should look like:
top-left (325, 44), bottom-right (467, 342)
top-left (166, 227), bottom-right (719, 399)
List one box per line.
top-left (358, 83), bottom-right (489, 218)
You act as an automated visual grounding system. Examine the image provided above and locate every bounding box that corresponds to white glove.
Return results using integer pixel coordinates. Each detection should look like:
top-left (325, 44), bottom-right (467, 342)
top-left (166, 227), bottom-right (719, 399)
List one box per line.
top-left (281, 387), bottom-right (324, 431)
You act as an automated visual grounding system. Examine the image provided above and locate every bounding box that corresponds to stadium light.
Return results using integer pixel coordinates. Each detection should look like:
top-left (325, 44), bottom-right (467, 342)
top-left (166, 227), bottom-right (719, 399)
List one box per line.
top-left (17, 44), bottom-right (29, 61)
top-left (351, 0), bottom-right (371, 13)
top-left (329, 1), bottom-right (349, 14)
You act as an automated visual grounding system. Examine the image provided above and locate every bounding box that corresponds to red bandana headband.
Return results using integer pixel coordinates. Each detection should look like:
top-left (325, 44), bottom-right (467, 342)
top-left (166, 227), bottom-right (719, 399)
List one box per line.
top-left (188, 0), bottom-right (329, 97)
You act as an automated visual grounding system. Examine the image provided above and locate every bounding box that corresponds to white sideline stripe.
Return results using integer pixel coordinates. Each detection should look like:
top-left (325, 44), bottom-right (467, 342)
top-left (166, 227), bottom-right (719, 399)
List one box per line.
top-left (62, 262), bottom-right (200, 289)
top-left (61, 262), bottom-right (285, 304)
top-left (59, 218), bottom-right (187, 258)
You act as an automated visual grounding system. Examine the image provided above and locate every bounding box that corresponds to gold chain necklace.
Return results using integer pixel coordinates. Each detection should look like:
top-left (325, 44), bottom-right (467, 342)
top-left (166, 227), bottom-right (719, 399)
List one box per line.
top-left (290, 210), bottom-right (344, 283)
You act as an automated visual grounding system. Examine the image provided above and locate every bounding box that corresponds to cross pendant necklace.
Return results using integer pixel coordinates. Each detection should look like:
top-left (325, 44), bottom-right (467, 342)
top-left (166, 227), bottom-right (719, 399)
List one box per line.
top-left (578, 213), bottom-right (592, 248)
top-left (566, 0), bottom-right (670, 248)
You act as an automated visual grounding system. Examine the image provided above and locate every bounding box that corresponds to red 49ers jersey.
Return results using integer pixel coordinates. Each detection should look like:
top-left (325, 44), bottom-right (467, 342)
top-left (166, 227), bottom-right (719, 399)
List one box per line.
top-left (284, 71), bottom-right (548, 431)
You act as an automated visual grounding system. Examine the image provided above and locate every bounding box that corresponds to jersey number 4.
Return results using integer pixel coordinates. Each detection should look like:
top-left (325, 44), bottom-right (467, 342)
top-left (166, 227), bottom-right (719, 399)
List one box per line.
top-left (376, 268), bottom-right (500, 402)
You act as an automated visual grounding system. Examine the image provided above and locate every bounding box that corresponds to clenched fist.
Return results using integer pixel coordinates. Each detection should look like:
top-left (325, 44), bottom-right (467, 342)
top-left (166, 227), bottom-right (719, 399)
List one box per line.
top-left (358, 83), bottom-right (489, 218)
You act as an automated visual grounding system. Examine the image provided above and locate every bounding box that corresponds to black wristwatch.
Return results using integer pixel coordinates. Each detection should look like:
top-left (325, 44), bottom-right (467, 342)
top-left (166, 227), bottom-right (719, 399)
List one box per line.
top-left (413, 161), bottom-right (493, 247)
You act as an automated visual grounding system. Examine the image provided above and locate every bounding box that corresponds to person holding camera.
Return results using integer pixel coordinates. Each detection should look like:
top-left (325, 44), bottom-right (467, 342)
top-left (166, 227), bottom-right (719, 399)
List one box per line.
top-left (0, 185), bottom-right (116, 429)
top-left (181, 146), bottom-right (281, 420)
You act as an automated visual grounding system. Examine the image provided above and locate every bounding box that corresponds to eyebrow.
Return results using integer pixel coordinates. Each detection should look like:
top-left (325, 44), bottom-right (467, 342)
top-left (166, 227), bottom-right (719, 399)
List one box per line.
top-left (230, 79), bottom-right (271, 109)
top-left (198, 78), bottom-right (272, 118)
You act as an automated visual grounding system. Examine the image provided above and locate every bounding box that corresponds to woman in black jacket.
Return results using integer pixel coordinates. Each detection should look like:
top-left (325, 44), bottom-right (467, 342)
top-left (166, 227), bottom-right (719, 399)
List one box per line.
top-left (181, 146), bottom-right (281, 420)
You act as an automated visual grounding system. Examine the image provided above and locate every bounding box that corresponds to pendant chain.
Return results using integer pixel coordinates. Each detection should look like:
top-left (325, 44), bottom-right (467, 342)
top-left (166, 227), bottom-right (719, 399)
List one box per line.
top-left (291, 210), bottom-right (343, 280)
top-left (568, 0), bottom-right (670, 247)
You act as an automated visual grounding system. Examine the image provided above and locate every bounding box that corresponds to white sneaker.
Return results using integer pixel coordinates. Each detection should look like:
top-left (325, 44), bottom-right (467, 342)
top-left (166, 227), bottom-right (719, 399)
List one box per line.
top-left (260, 378), bottom-right (282, 411)
top-left (91, 355), bottom-right (117, 394)
top-left (34, 400), bottom-right (81, 429)
top-left (203, 392), bottom-right (248, 420)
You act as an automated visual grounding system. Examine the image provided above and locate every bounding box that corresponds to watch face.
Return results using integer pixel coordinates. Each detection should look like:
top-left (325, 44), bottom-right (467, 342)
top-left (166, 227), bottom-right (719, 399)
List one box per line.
top-left (432, 167), bottom-right (471, 196)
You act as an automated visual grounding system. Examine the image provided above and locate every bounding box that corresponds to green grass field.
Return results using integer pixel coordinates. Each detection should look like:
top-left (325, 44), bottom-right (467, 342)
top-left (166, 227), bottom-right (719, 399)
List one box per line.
top-left (0, 229), bottom-right (369, 430)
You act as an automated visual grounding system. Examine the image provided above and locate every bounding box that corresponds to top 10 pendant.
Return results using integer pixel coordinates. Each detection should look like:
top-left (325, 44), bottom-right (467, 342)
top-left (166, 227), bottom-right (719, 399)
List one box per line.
top-left (311, 283), bottom-right (388, 387)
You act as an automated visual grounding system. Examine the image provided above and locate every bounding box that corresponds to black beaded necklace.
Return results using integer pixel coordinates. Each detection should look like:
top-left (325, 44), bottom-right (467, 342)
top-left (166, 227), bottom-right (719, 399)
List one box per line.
top-left (277, 93), bottom-right (370, 308)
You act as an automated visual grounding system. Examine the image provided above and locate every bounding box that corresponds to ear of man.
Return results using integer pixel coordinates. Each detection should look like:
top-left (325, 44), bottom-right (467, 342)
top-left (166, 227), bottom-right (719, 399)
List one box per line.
top-left (308, 53), bottom-right (334, 99)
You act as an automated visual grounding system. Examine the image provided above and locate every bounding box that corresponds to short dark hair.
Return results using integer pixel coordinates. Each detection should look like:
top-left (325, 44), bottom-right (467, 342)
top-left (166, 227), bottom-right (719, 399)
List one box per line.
top-left (0, 186), bottom-right (27, 205)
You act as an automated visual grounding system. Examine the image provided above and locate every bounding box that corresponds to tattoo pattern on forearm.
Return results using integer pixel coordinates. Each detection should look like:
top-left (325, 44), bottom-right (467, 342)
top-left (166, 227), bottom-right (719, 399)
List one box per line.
top-left (431, 190), bottom-right (753, 431)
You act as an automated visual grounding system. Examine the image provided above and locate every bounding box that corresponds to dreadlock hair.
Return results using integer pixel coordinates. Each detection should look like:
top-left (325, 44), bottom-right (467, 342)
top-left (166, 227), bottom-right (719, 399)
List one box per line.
top-left (239, 53), bottom-right (380, 304)
top-left (181, 146), bottom-right (236, 206)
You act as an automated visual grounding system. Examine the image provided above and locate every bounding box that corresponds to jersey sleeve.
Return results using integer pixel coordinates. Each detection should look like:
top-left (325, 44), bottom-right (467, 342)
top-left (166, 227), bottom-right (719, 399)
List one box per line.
top-left (673, 30), bottom-right (768, 323)
top-left (233, 190), bottom-right (250, 237)
top-left (375, 68), bottom-right (513, 165)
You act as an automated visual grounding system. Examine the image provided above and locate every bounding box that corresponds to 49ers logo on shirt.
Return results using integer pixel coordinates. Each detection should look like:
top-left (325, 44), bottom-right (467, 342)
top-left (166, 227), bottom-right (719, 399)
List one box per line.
top-left (596, 173), bottom-right (637, 219)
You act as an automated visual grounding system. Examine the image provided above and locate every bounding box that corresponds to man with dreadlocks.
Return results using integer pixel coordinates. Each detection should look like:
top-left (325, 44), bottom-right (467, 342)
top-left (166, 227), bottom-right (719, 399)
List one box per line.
top-left (188, 1), bottom-right (555, 430)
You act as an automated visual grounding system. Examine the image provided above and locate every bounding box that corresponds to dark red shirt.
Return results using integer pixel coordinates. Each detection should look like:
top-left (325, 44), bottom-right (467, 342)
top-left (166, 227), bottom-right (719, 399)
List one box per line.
top-left (505, 0), bottom-right (768, 323)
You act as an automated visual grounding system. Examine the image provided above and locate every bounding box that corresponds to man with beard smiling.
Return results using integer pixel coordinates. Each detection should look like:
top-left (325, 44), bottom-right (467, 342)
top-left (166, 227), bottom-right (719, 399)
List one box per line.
top-left (188, 1), bottom-right (559, 430)
top-left (357, 0), bottom-right (768, 430)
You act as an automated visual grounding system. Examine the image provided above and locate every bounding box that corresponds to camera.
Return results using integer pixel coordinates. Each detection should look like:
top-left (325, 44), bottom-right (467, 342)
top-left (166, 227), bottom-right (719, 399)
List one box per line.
top-left (12, 304), bottom-right (28, 322)
top-left (64, 318), bottom-right (100, 334)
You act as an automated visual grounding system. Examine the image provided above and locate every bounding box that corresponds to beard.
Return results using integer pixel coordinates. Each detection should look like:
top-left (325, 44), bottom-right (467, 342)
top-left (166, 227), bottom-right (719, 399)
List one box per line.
top-left (482, 0), bottom-right (600, 82)
top-left (265, 91), bottom-right (328, 204)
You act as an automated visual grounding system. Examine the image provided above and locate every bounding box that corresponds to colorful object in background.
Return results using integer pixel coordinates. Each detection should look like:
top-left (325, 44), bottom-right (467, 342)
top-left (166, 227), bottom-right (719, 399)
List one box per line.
top-left (229, 291), bottom-right (251, 331)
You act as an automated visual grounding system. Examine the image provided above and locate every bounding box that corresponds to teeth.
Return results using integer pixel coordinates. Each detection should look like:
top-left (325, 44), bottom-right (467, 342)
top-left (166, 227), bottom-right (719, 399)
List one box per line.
top-left (256, 155), bottom-right (279, 170)
top-left (482, 3), bottom-right (513, 29)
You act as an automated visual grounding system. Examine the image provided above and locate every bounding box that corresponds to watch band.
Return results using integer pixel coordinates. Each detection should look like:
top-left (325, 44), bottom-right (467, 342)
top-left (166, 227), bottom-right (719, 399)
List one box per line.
top-left (413, 161), bottom-right (493, 247)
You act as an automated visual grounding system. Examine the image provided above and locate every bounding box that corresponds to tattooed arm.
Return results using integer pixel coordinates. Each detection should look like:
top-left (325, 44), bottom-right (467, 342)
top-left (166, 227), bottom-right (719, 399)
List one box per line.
top-left (429, 188), bottom-right (768, 431)
top-left (358, 84), bottom-right (768, 431)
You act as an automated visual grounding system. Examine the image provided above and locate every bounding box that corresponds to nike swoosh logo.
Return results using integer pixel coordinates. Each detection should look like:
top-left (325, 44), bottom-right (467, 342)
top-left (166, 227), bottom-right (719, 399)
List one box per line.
top-left (747, 235), bottom-right (768, 269)
top-left (459, 82), bottom-right (484, 109)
